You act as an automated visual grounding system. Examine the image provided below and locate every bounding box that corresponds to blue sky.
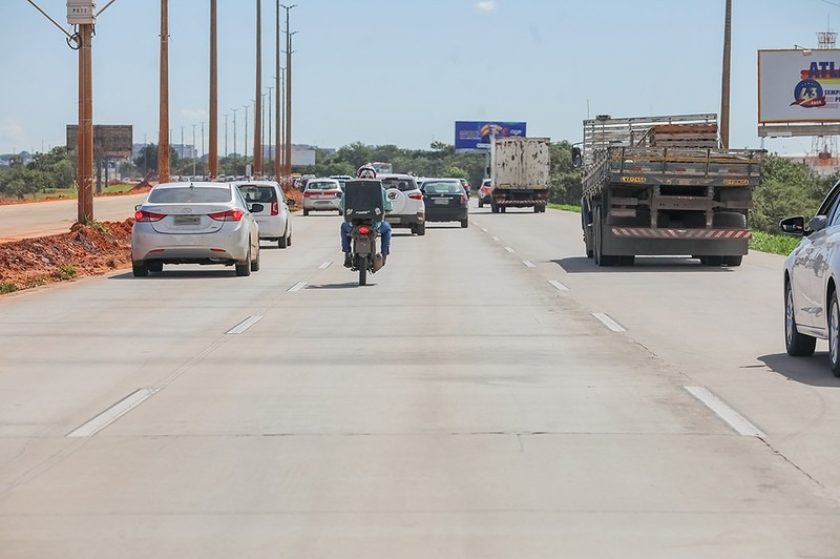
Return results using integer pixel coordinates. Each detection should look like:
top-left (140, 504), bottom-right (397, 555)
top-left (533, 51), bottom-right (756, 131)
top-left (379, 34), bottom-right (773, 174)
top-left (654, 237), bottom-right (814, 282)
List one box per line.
top-left (0, 0), bottom-right (837, 155)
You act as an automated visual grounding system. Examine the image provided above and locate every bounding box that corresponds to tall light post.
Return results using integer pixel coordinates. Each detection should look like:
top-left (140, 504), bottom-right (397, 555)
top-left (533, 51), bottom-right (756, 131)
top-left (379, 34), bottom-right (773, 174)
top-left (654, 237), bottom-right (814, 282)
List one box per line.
top-left (192, 124), bottom-right (197, 177)
top-left (262, 92), bottom-right (268, 166)
top-left (254, 0), bottom-right (263, 176)
top-left (201, 122), bottom-right (206, 176)
top-left (274, 0), bottom-right (282, 180)
top-left (224, 113), bottom-right (229, 158)
top-left (243, 104), bottom-right (250, 171)
top-left (720, 0), bottom-right (732, 149)
top-left (267, 86), bottom-right (273, 171)
top-left (209, 0), bottom-right (218, 178)
top-left (281, 4), bottom-right (297, 175)
top-left (158, 0), bottom-right (171, 184)
top-left (232, 108), bottom-right (238, 162)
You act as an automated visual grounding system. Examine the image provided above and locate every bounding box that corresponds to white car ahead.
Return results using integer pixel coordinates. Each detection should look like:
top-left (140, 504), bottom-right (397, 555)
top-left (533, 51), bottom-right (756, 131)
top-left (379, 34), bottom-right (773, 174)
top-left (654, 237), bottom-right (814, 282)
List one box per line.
top-left (132, 182), bottom-right (261, 277)
top-left (380, 173), bottom-right (426, 236)
top-left (303, 178), bottom-right (342, 215)
top-left (235, 181), bottom-right (293, 249)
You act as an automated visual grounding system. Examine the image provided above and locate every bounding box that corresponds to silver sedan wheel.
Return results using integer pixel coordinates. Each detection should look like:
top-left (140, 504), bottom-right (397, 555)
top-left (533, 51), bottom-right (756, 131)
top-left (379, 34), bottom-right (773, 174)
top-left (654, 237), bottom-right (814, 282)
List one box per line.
top-left (831, 296), bottom-right (840, 367)
top-left (786, 288), bottom-right (795, 347)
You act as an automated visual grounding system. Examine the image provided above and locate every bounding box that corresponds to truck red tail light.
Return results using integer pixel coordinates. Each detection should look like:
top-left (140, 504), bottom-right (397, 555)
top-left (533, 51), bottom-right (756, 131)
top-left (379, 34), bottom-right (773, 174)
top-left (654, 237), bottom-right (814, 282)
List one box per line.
top-left (134, 210), bottom-right (166, 222)
top-left (208, 209), bottom-right (244, 222)
top-left (271, 201), bottom-right (279, 215)
top-left (408, 192), bottom-right (423, 200)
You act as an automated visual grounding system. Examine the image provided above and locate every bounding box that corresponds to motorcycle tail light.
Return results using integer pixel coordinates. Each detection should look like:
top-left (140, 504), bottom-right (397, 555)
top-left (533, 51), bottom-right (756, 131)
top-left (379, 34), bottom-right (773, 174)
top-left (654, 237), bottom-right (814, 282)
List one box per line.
top-left (358, 226), bottom-right (371, 235)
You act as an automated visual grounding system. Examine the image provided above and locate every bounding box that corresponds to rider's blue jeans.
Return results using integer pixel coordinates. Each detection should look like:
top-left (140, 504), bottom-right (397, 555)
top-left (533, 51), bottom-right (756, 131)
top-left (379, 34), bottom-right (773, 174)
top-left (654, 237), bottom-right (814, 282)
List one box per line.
top-left (341, 221), bottom-right (391, 255)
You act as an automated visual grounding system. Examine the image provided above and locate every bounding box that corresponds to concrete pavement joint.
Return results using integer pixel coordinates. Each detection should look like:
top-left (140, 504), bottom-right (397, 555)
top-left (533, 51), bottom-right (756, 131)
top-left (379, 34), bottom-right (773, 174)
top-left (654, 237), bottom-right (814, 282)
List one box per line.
top-left (684, 386), bottom-right (765, 438)
top-left (66, 388), bottom-right (160, 438)
top-left (504, 247), bottom-right (516, 253)
top-left (592, 312), bottom-right (626, 332)
top-left (226, 315), bottom-right (263, 335)
top-left (318, 261), bottom-right (333, 270)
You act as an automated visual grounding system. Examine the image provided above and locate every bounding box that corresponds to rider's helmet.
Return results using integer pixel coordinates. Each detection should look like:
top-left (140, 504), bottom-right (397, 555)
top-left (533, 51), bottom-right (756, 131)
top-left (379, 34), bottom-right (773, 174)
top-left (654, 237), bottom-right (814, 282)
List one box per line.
top-left (357, 165), bottom-right (377, 179)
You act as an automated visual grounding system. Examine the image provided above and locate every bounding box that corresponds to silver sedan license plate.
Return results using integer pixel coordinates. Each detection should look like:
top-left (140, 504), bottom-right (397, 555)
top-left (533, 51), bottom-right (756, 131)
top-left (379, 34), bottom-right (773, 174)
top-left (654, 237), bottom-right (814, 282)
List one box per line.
top-left (174, 215), bottom-right (200, 226)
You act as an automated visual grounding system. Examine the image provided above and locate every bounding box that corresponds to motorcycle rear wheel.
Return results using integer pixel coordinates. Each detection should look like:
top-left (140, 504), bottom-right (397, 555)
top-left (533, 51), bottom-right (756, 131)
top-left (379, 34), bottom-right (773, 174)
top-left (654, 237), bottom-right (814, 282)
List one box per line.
top-left (357, 255), bottom-right (367, 286)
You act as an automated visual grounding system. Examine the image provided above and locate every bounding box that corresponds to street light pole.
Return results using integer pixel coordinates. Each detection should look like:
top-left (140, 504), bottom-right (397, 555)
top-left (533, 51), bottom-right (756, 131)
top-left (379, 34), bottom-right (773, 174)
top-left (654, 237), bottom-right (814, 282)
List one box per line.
top-left (243, 104), bottom-right (249, 171)
top-left (209, 0), bottom-right (218, 178)
top-left (254, 0), bottom-right (263, 176)
top-left (201, 122), bottom-right (206, 176)
top-left (262, 92), bottom-right (268, 166)
top-left (720, 0), bottom-right (732, 149)
top-left (192, 124), bottom-right (197, 177)
top-left (224, 113), bottom-right (229, 158)
top-left (267, 86), bottom-right (273, 172)
top-left (158, 0), bottom-right (171, 184)
top-left (274, 0), bottom-right (282, 180)
top-left (232, 108), bottom-right (238, 163)
top-left (281, 4), bottom-right (297, 175)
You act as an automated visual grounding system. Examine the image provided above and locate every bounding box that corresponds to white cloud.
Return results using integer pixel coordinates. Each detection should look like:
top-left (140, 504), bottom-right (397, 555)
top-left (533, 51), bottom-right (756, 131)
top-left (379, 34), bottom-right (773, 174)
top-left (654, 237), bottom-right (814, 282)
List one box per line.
top-left (475, 1), bottom-right (496, 12)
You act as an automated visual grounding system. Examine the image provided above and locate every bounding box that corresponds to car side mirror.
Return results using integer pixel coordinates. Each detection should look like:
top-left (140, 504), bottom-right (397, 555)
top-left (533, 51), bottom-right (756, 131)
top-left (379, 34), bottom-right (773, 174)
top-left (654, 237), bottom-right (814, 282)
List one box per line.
top-left (571, 146), bottom-right (583, 169)
top-left (780, 216), bottom-right (806, 235)
top-left (249, 203), bottom-right (264, 213)
top-left (807, 215), bottom-right (828, 234)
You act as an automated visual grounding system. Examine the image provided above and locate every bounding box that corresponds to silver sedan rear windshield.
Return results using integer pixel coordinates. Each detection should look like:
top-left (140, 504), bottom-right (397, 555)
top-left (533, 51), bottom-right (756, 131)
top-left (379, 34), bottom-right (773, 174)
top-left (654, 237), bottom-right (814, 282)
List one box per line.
top-left (307, 181), bottom-right (339, 190)
top-left (148, 187), bottom-right (232, 204)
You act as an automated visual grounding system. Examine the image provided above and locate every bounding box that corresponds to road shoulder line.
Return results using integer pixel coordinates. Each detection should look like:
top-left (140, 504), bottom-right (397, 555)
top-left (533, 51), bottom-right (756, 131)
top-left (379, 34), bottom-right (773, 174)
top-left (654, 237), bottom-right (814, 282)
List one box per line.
top-left (684, 386), bottom-right (766, 438)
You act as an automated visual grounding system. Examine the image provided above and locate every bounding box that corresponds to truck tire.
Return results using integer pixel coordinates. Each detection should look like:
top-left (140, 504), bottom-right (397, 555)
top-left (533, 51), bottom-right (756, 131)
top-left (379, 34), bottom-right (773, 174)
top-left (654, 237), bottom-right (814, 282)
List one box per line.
top-left (785, 281), bottom-right (816, 357)
top-left (619, 255), bottom-right (635, 266)
top-left (700, 256), bottom-right (724, 266)
top-left (500, 206), bottom-right (506, 213)
top-left (534, 206), bottom-right (540, 213)
top-left (594, 207), bottom-right (618, 267)
top-left (723, 255), bottom-right (742, 267)
top-left (491, 203), bottom-right (498, 214)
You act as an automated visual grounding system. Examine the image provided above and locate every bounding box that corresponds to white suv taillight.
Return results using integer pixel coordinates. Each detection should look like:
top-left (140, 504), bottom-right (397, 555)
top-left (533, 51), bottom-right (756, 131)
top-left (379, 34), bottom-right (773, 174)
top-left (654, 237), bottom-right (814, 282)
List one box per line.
top-left (408, 192), bottom-right (423, 200)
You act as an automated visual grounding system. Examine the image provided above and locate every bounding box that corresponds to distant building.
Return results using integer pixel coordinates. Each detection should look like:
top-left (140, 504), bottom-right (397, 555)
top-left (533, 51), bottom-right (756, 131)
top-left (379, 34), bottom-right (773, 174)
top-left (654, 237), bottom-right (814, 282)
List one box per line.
top-left (259, 144), bottom-right (318, 167)
top-left (779, 154), bottom-right (840, 177)
top-left (132, 143), bottom-right (196, 160)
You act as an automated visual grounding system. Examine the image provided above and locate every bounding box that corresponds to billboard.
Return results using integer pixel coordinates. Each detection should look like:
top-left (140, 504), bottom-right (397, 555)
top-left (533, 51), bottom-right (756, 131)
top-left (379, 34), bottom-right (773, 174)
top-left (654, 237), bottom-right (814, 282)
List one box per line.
top-left (66, 125), bottom-right (133, 159)
top-left (455, 121), bottom-right (526, 150)
top-left (759, 49), bottom-right (840, 124)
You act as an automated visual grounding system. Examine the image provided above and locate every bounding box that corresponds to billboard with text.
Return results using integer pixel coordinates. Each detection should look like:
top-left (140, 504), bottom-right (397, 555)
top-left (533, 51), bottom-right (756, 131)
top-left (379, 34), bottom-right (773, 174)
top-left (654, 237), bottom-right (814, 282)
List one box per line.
top-left (759, 49), bottom-right (840, 124)
top-left (454, 121), bottom-right (526, 150)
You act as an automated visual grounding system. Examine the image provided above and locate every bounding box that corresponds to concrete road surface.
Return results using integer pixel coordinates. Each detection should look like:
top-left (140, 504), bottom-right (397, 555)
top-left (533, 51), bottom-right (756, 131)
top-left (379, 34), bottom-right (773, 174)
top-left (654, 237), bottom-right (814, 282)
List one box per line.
top-left (1, 205), bottom-right (839, 557)
top-left (0, 193), bottom-right (147, 241)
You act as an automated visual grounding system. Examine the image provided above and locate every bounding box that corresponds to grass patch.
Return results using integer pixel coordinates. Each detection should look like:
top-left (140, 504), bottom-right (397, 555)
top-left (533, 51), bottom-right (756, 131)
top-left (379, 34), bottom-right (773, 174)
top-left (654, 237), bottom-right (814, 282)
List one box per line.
top-left (57, 264), bottom-right (78, 281)
top-left (548, 203), bottom-right (581, 213)
top-left (103, 183), bottom-right (135, 194)
top-left (0, 282), bottom-right (18, 294)
top-left (750, 231), bottom-right (800, 256)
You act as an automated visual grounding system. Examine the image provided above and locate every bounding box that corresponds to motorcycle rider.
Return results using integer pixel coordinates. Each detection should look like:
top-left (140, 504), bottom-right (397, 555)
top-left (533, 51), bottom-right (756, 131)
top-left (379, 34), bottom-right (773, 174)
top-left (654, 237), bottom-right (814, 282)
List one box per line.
top-left (340, 165), bottom-right (393, 268)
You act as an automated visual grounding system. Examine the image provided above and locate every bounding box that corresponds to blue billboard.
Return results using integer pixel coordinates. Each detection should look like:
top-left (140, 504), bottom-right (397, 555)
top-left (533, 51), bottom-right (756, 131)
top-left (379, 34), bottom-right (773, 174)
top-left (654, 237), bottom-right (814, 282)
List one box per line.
top-left (454, 121), bottom-right (527, 150)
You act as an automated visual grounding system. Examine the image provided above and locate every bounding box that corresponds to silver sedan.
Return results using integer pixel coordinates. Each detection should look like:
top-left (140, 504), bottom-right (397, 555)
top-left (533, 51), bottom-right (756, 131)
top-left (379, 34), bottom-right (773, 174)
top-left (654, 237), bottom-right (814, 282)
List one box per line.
top-left (782, 178), bottom-right (840, 375)
top-left (131, 182), bottom-right (261, 277)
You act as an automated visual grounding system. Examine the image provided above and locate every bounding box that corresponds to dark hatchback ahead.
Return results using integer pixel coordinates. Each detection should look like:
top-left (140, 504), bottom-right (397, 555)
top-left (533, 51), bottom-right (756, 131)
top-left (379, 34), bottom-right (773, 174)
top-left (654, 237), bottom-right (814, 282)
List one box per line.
top-left (421, 179), bottom-right (469, 228)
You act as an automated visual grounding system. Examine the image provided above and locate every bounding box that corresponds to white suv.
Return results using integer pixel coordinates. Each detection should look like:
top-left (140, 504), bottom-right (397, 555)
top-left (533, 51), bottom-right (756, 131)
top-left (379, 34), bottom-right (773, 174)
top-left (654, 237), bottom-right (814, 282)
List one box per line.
top-left (380, 173), bottom-right (426, 236)
top-left (235, 181), bottom-right (293, 249)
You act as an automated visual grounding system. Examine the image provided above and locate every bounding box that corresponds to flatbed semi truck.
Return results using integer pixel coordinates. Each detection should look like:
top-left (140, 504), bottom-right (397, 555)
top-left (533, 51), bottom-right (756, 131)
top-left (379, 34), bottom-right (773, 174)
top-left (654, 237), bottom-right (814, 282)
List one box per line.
top-left (579, 114), bottom-right (763, 267)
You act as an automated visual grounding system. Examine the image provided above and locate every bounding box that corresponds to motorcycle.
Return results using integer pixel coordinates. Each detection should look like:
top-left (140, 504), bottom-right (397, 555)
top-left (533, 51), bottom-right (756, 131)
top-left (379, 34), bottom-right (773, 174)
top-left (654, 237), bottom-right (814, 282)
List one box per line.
top-left (349, 222), bottom-right (384, 286)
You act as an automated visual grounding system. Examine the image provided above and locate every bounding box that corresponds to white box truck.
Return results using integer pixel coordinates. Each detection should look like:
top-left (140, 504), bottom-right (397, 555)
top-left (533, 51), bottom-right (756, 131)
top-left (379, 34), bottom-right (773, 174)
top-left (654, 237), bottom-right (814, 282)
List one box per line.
top-left (489, 137), bottom-right (551, 213)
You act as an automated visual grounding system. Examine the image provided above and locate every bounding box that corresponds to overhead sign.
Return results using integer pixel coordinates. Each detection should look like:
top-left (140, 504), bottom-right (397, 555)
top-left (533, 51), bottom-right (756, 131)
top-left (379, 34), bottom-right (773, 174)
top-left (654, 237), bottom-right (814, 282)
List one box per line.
top-left (454, 121), bottom-right (526, 150)
top-left (67, 0), bottom-right (96, 25)
top-left (66, 125), bottom-right (132, 159)
top-left (759, 49), bottom-right (840, 124)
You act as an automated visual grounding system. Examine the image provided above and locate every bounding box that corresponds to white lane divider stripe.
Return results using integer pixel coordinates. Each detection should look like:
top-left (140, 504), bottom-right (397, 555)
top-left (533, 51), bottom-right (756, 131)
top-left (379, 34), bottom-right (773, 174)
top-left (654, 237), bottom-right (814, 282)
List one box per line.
top-left (592, 312), bottom-right (626, 332)
top-left (684, 386), bottom-right (766, 438)
top-left (492, 236), bottom-right (500, 241)
top-left (480, 227), bottom-right (488, 232)
top-left (548, 280), bottom-right (569, 291)
top-left (504, 247), bottom-right (516, 253)
top-left (319, 261), bottom-right (332, 270)
top-left (226, 315), bottom-right (263, 335)
top-left (288, 281), bottom-right (307, 292)
top-left (523, 260), bottom-right (536, 268)
top-left (67, 388), bottom-right (159, 438)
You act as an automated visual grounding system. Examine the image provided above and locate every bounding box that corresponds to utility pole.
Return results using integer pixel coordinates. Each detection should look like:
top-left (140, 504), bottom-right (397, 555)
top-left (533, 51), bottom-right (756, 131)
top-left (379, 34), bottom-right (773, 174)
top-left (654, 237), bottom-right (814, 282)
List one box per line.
top-left (201, 122), bottom-right (206, 176)
top-left (209, 0), bottom-right (218, 178)
top-left (232, 108), bottom-right (238, 162)
top-left (282, 4), bottom-right (297, 175)
top-left (720, 0), bottom-right (732, 149)
top-left (262, 92), bottom-right (268, 166)
top-left (274, 0), bottom-right (282, 180)
top-left (158, 0), bottom-right (171, 184)
top-left (254, 0), bottom-right (263, 176)
top-left (279, 69), bottom-right (285, 174)
top-left (267, 86), bottom-right (273, 173)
